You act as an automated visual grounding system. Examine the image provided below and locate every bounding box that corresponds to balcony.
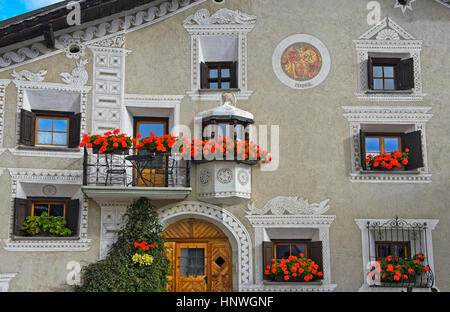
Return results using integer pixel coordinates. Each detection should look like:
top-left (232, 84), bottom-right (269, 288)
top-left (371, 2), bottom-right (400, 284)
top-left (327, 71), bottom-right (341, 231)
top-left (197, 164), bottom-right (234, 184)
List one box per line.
top-left (81, 148), bottom-right (191, 201)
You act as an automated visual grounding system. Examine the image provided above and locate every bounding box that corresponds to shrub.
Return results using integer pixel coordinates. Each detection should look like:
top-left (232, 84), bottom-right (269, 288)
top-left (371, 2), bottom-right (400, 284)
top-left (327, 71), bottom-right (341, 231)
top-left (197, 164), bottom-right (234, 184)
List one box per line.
top-left (74, 198), bottom-right (170, 292)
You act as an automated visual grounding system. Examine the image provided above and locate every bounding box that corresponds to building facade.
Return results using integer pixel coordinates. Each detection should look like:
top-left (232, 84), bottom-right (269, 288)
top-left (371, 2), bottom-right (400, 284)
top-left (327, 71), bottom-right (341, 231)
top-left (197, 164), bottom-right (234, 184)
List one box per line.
top-left (0, 0), bottom-right (448, 292)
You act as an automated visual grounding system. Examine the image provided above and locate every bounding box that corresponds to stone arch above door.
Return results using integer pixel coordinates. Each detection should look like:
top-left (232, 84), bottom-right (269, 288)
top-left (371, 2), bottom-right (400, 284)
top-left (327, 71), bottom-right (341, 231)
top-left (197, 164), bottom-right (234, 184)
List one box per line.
top-left (158, 201), bottom-right (253, 289)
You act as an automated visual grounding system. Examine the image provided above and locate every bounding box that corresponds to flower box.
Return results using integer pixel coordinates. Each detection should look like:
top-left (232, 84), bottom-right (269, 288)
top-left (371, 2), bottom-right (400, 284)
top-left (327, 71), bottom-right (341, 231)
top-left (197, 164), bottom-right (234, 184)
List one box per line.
top-left (92, 146), bottom-right (129, 155)
top-left (365, 149), bottom-right (409, 170)
top-left (264, 254), bottom-right (324, 283)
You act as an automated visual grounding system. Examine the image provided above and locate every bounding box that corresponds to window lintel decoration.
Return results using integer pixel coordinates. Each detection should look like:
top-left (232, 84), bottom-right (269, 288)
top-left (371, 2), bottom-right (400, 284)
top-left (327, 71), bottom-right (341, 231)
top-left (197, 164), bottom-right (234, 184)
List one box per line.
top-left (184, 8), bottom-right (256, 101)
top-left (353, 17), bottom-right (425, 101)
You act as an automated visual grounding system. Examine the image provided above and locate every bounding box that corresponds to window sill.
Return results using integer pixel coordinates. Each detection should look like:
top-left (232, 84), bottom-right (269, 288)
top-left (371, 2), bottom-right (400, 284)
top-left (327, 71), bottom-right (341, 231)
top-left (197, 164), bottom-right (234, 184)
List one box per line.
top-left (360, 169), bottom-right (421, 174)
top-left (187, 89), bottom-right (253, 101)
top-left (12, 235), bottom-right (80, 241)
top-left (9, 146), bottom-right (83, 158)
top-left (240, 283), bottom-right (337, 292)
top-left (3, 237), bottom-right (91, 252)
top-left (355, 91), bottom-right (426, 102)
top-left (198, 88), bottom-right (241, 93)
top-left (350, 171), bottom-right (431, 183)
top-left (365, 90), bottom-right (413, 94)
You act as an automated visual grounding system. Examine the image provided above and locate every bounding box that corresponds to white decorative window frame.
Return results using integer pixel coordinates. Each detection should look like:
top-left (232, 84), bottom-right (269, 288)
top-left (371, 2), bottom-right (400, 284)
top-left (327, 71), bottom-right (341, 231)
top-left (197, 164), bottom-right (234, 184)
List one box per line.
top-left (0, 79), bottom-right (11, 153)
top-left (353, 17), bottom-right (425, 101)
top-left (244, 196), bottom-right (337, 292)
top-left (183, 8), bottom-right (256, 101)
top-left (3, 168), bottom-right (91, 251)
top-left (355, 218), bottom-right (439, 292)
top-left (10, 80), bottom-right (91, 159)
top-left (0, 273), bottom-right (17, 292)
top-left (342, 106), bottom-right (432, 183)
top-left (272, 34), bottom-right (331, 90)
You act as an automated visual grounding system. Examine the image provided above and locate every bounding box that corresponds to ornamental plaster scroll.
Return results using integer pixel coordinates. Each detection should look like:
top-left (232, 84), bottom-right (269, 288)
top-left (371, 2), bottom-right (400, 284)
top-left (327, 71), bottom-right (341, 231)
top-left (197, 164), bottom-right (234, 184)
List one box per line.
top-left (3, 168), bottom-right (91, 251)
top-left (0, 0), bottom-right (206, 71)
top-left (11, 69), bottom-right (47, 82)
top-left (358, 17), bottom-right (415, 40)
top-left (246, 196), bottom-right (330, 215)
top-left (60, 59), bottom-right (89, 86)
top-left (158, 201), bottom-right (253, 287)
top-left (240, 284), bottom-right (337, 292)
top-left (183, 8), bottom-right (257, 25)
top-left (342, 106), bottom-right (432, 183)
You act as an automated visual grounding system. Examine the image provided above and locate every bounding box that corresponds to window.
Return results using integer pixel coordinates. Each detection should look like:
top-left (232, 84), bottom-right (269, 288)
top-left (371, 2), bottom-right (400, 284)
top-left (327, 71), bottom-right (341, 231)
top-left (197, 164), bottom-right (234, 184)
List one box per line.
top-left (375, 241), bottom-right (410, 259)
top-left (20, 109), bottom-right (81, 148)
top-left (35, 116), bottom-right (69, 147)
top-left (360, 130), bottom-right (423, 171)
top-left (13, 197), bottom-right (80, 237)
top-left (368, 57), bottom-right (414, 91)
top-left (179, 248), bottom-right (206, 276)
top-left (274, 242), bottom-right (308, 260)
top-left (365, 136), bottom-right (402, 158)
top-left (201, 62), bottom-right (237, 90)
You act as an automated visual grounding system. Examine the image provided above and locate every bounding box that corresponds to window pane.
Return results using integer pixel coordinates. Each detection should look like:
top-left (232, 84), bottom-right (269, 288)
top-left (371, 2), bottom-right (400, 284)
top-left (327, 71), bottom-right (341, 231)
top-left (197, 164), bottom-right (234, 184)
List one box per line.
top-left (234, 125), bottom-right (244, 140)
top-left (37, 118), bottom-right (53, 131)
top-left (373, 66), bottom-right (383, 78)
top-left (365, 138), bottom-right (380, 152)
top-left (138, 123), bottom-right (165, 138)
top-left (33, 204), bottom-right (48, 216)
top-left (209, 69), bottom-right (218, 79)
top-left (291, 244), bottom-right (306, 257)
top-left (384, 138), bottom-right (400, 153)
top-left (49, 204), bottom-right (65, 217)
top-left (209, 82), bottom-right (219, 89)
top-left (218, 124), bottom-right (229, 137)
top-left (37, 132), bottom-right (52, 145)
top-left (392, 244), bottom-right (407, 258)
top-left (53, 133), bottom-right (68, 146)
top-left (53, 119), bottom-right (68, 132)
top-left (275, 245), bottom-right (290, 259)
top-left (384, 79), bottom-right (395, 90)
top-left (366, 152), bottom-right (380, 157)
top-left (221, 68), bottom-right (230, 78)
top-left (383, 66), bottom-right (394, 78)
top-left (377, 244), bottom-right (390, 258)
top-left (180, 248), bottom-right (205, 276)
top-left (221, 82), bottom-right (231, 89)
top-left (373, 79), bottom-right (383, 90)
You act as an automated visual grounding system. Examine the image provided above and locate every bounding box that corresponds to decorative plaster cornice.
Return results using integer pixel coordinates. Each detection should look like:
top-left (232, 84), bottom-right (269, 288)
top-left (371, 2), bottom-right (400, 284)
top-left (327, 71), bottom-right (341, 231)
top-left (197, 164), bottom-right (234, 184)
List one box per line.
top-left (13, 79), bottom-right (91, 93)
top-left (183, 8), bottom-right (256, 26)
top-left (342, 106), bottom-right (433, 123)
top-left (0, 0), bottom-right (206, 71)
top-left (247, 196), bottom-right (330, 215)
top-left (358, 17), bottom-right (415, 40)
top-left (240, 284), bottom-right (337, 292)
top-left (124, 94), bottom-right (184, 106)
top-left (247, 215), bottom-right (336, 227)
top-left (8, 168), bottom-right (83, 184)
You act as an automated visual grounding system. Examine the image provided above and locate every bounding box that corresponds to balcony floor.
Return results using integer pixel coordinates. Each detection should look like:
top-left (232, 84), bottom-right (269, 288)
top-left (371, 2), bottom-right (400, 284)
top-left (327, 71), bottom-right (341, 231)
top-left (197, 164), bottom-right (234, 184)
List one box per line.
top-left (82, 185), bottom-right (192, 201)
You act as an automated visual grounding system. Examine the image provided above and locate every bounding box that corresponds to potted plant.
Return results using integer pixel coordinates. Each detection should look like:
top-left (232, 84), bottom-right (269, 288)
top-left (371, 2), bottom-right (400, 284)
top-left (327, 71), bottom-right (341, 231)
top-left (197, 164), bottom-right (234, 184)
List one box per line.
top-left (80, 129), bottom-right (133, 154)
top-left (134, 132), bottom-right (179, 154)
top-left (264, 254), bottom-right (323, 282)
top-left (365, 149), bottom-right (409, 171)
top-left (22, 212), bottom-right (73, 237)
top-left (368, 254), bottom-right (430, 285)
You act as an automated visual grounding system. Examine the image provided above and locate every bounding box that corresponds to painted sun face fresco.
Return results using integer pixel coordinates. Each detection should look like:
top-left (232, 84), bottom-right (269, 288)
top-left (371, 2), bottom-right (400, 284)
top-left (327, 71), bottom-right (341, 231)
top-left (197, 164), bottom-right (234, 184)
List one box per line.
top-left (281, 43), bottom-right (322, 81)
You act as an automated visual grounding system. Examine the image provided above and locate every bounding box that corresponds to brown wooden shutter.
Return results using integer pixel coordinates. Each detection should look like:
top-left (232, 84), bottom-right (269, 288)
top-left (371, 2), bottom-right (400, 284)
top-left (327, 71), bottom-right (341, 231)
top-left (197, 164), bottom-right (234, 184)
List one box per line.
top-left (402, 130), bottom-right (423, 170)
top-left (398, 58), bottom-right (414, 90)
top-left (231, 61), bottom-right (238, 89)
top-left (360, 130), bottom-right (367, 170)
top-left (66, 199), bottom-right (80, 236)
top-left (68, 113), bottom-right (81, 148)
top-left (367, 57), bottom-right (374, 90)
top-left (20, 109), bottom-right (36, 146)
top-left (200, 62), bottom-right (208, 89)
top-left (308, 241), bottom-right (323, 279)
top-left (262, 241), bottom-right (274, 280)
top-left (14, 198), bottom-right (30, 235)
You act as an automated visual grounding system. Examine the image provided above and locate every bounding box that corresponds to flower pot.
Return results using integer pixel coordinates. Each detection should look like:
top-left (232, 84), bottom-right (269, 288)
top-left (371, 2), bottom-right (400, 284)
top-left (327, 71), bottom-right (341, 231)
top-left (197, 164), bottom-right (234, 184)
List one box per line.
top-left (92, 146), bottom-right (129, 155)
top-left (367, 164), bottom-right (405, 172)
top-left (269, 275), bottom-right (321, 283)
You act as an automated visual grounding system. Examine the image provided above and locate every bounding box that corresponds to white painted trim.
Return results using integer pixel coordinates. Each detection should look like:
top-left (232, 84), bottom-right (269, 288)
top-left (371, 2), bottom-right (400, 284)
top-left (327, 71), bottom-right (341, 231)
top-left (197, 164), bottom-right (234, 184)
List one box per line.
top-left (342, 106), bottom-right (432, 183)
top-left (0, 273), bottom-right (17, 292)
top-left (240, 283), bottom-right (337, 292)
top-left (0, 79), bottom-right (11, 148)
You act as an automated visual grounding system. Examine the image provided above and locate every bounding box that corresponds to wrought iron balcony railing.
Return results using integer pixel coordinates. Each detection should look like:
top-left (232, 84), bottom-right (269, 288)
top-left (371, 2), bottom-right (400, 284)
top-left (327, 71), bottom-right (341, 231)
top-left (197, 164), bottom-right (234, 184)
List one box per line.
top-left (82, 147), bottom-right (191, 188)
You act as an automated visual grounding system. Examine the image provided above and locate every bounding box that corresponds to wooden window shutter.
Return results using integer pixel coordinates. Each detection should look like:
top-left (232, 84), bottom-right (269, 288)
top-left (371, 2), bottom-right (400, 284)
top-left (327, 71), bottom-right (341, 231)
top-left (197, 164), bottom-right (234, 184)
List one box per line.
top-left (308, 241), bottom-right (323, 279)
top-left (14, 198), bottom-right (30, 235)
top-left (231, 61), bottom-right (238, 89)
top-left (367, 57), bottom-right (374, 90)
top-left (20, 109), bottom-right (36, 146)
top-left (398, 58), bottom-right (414, 90)
top-left (360, 130), bottom-right (367, 170)
top-left (68, 113), bottom-right (81, 148)
top-left (262, 241), bottom-right (274, 280)
top-left (200, 62), bottom-right (208, 89)
top-left (401, 130), bottom-right (424, 170)
top-left (66, 199), bottom-right (80, 236)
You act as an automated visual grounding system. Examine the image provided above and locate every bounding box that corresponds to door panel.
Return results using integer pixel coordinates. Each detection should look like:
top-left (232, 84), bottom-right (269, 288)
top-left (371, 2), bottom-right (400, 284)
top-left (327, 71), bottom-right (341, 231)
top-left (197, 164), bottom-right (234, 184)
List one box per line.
top-left (176, 243), bottom-right (208, 292)
top-left (164, 242), bottom-right (176, 292)
top-left (210, 242), bottom-right (232, 292)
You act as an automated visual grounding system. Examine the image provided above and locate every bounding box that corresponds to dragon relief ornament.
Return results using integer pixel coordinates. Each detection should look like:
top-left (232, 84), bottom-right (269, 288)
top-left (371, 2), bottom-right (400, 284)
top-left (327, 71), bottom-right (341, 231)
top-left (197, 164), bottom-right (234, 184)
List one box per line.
top-left (246, 196), bottom-right (330, 215)
top-left (60, 59), bottom-right (89, 86)
top-left (184, 8), bottom-right (256, 25)
top-left (11, 69), bottom-right (47, 82)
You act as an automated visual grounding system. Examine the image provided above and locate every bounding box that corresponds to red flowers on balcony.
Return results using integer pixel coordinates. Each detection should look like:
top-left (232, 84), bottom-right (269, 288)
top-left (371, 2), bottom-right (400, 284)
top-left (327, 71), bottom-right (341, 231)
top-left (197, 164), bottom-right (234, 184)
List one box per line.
top-left (264, 254), bottom-right (323, 282)
top-left (79, 129), bottom-right (133, 153)
top-left (133, 132), bottom-right (178, 153)
top-left (365, 149), bottom-right (409, 170)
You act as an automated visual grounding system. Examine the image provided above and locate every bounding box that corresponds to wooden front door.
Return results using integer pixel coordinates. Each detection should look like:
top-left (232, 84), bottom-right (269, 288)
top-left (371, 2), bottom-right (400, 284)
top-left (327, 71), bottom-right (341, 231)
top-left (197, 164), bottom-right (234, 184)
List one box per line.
top-left (163, 219), bottom-right (232, 292)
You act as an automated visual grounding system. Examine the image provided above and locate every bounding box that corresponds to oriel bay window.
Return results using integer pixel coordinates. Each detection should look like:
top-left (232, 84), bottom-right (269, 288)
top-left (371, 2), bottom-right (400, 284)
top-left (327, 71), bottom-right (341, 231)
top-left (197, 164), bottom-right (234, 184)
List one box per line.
top-left (13, 197), bottom-right (80, 237)
top-left (360, 130), bottom-right (423, 171)
top-left (20, 109), bottom-right (81, 148)
top-left (368, 57), bottom-right (414, 91)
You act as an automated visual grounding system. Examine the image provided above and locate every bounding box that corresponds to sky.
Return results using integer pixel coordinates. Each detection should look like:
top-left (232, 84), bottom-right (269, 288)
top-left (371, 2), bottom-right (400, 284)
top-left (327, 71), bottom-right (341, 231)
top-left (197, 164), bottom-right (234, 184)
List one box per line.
top-left (0, 0), bottom-right (62, 21)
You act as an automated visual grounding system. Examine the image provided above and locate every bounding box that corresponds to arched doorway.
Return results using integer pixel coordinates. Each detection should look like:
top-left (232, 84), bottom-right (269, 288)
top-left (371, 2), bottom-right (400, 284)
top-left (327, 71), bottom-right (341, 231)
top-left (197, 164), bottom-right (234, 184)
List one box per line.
top-left (163, 218), bottom-right (232, 292)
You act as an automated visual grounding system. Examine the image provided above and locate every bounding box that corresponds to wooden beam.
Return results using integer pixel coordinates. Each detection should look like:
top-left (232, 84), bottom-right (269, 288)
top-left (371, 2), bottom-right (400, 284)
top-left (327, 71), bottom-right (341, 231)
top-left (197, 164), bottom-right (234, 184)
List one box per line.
top-left (43, 23), bottom-right (55, 49)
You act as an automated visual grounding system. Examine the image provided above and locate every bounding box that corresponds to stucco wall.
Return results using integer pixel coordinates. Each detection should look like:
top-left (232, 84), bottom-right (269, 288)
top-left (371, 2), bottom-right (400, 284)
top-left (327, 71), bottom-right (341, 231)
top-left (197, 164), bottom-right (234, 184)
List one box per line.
top-left (0, 0), bottom-right (448, 291)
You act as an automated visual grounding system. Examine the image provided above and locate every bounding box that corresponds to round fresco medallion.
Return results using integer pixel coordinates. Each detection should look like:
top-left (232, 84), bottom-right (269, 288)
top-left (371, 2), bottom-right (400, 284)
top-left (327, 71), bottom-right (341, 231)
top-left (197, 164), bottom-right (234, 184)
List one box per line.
top-left (199, 168), bottom-right (211, 185)
top-left (42, 184), bottom-right (57, 196)
top-left (237, 170), bottom-right (249, 186)
top-left (273, 34), bottom-right (330, 90)
top-left (217, 168), bottom-right (233, 184)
